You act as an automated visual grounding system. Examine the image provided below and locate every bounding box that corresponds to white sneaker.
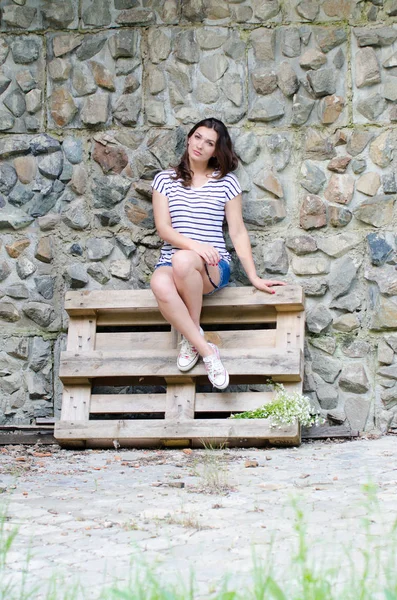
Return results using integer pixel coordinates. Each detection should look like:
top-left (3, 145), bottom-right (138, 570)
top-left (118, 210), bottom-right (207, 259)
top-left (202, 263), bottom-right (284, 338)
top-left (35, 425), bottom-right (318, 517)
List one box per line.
top-left (203, 343), bottom-right (229, 390)
top-left (177, 328), bottom-right (204, 372)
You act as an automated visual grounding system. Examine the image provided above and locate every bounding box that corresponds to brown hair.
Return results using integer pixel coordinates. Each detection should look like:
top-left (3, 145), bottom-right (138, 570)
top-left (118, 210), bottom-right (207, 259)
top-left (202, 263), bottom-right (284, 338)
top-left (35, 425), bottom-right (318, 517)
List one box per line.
top-left (172, 118), bottom-right (238, 187)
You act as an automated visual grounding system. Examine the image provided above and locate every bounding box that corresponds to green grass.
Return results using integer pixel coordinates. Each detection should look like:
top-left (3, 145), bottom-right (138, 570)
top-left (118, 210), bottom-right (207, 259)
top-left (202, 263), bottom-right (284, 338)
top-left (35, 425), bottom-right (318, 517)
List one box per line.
top-left (1, 484), bottom-right (397, 600)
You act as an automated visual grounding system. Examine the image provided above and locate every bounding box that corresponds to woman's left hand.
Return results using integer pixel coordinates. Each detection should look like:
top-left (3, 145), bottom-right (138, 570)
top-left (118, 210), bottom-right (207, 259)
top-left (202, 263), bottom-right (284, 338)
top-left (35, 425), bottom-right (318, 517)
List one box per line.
top-left (250, 276), bottom-right (286, 295)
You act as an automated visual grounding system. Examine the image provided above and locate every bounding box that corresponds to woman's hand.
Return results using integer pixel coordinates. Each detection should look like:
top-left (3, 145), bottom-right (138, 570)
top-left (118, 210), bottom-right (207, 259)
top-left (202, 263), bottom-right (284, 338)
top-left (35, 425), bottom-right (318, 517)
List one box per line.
top-left (192, 242), bottom-right (220, 266)
top-left (250, 276), bottom-right (286, 295)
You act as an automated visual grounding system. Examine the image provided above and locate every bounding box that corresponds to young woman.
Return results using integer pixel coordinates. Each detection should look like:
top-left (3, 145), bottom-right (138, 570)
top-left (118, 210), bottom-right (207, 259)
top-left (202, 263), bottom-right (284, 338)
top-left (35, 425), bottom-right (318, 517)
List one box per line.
top-left (151, 118), bottom-right (285, 390)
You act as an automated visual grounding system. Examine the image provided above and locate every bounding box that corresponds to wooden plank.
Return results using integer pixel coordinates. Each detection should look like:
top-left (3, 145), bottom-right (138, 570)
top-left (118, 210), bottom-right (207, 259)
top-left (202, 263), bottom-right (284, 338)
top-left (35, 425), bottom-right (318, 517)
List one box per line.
top-left (0, 431), bottom-right (57, 446)
top-left (90, 391), bottom-right (276, 413)
top-left (96, 307), bottom-right (277, 327)
top-left (54, 418), bottom-right (300, 445)
top-left (61, 384), bottom-right (92, 421)
top-left (276, 311), bottom-right (305, 352)
top-left (302, 425), bottom-right (359, 439)
top-left (66, 316), bottom-right (97, 352)
top-left (95, 329), bottom-right (277, 352)
top-left (165, 377), bottom-right (196, 420)
top-left (65, 286), bottom-right (304, 315)
top-left (60, 348), bottom-right (303, 382)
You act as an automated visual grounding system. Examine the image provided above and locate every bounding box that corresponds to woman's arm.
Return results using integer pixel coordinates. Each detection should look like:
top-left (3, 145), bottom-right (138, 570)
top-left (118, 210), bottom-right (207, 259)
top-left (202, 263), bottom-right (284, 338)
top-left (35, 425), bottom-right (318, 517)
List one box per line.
top-left (225, 194), bottom-right (285, 294)
top-left (152, 189), bottom-right (220, 266)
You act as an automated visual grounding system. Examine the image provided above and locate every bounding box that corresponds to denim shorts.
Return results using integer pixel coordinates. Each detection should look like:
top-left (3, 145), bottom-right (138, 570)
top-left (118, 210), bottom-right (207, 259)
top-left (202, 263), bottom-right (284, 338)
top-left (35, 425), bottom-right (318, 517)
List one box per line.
top-left (154, 258), bottom-right (231, 296)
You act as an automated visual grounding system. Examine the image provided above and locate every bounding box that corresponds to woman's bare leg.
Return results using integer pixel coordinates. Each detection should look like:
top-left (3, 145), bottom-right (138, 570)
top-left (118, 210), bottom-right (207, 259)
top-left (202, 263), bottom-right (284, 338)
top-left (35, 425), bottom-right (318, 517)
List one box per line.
top-left (150, 265), bottom-right (215, 357)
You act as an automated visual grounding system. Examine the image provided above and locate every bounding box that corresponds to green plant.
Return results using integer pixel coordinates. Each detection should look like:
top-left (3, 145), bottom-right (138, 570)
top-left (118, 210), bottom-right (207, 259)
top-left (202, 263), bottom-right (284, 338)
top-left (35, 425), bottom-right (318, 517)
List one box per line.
top-left (230, 383), bottom-right (323, 428)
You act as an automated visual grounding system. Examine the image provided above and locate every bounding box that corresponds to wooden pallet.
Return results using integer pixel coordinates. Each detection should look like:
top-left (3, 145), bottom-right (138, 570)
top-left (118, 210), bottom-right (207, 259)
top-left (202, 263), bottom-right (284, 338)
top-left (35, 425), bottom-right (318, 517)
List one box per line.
top-left (55, 285), bottom-right (305, 448)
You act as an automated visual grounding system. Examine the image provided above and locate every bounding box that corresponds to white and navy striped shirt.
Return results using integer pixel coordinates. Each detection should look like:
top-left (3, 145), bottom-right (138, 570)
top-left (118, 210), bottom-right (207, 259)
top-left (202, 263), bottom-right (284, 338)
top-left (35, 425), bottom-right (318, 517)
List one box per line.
top-left (152, 169), bottom-right (241, 266)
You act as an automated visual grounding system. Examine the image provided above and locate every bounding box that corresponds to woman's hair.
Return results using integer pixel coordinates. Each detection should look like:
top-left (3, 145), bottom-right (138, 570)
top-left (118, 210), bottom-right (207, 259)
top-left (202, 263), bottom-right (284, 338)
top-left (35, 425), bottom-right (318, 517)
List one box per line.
top-left (172, 118), bottom-right (239, 187)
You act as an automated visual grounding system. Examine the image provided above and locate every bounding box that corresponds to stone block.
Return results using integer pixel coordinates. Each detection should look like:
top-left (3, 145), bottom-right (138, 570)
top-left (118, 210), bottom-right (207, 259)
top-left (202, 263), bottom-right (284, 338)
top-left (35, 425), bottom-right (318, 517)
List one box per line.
top-left (306, 305), bottom-right (333, 334)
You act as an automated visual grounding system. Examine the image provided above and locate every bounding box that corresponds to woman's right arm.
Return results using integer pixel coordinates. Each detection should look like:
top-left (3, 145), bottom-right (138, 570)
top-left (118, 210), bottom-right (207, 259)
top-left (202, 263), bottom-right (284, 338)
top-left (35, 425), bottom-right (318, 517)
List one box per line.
top-left (152, 189), bottom-right (220, 266)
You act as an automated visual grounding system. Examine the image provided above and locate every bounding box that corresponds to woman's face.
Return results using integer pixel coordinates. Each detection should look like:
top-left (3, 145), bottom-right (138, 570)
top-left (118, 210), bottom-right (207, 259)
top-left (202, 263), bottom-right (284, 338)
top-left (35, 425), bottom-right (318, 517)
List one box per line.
top-left (187, 126), bottom-right (218, 164)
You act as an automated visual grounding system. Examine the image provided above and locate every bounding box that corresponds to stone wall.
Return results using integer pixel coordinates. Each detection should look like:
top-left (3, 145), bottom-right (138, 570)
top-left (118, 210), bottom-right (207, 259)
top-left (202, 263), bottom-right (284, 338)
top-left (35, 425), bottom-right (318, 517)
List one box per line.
top-left (1, 0), bottom-right (397, 432)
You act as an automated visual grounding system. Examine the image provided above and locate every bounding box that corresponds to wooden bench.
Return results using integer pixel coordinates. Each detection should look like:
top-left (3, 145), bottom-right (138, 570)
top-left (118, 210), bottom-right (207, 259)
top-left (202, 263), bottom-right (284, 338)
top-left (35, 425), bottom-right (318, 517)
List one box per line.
top-left (54, 285), bottom-right (305, 448)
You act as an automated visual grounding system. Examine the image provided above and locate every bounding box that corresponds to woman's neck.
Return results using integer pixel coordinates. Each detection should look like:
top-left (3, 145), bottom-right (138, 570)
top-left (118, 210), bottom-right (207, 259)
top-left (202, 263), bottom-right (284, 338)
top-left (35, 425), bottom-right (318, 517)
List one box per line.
top-left (189, 158), bottom-right (212, 177)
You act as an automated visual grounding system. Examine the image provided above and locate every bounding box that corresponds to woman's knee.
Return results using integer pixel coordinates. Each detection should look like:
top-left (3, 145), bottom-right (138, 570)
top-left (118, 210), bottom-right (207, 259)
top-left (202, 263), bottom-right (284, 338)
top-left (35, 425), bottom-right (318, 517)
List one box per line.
top-left (171, 250), bottom-right (201, 278)
top-left (150, 271), bottom-right (175, 302)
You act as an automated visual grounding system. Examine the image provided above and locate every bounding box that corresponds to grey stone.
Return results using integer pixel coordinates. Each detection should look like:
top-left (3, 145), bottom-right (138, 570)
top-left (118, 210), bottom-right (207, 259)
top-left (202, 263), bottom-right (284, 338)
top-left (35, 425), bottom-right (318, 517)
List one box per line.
top-left (69, 243), bottom-right (83, 256)
top-left (306, 305), bottom-right (333, 334)
top-left (300, 161), bottom-right (326, 194)
top-left (222, 73), bottom-right (244, 107)
top-left (0, 112), bottom-right (14, 131)
top-left (347, 131), bottom-right (373, 157)
top-left (334, 48), bottom-right (345, 69)
top-left (146, 101), bottom-right (166, 126)
top-left (291, 93), bottom-right (315, 125)
top-left (0, 39), bottom-right (9, 66)
top-left (0, 302), bottom-right (20, 323)
top-left (115, 8), bottom-right (155, 24)
top-left (63, 137), bottom-right (83, 165)
top-left (339, 364), bottom-right (370, 394)
top-left (317, 232), bottom-right (361, 258)
top-left (0, 164), bottom-right (17, 194)
top-left (296, 0), bottom-right (319, 20)
top-left (378, 339), bottom-right (394, 365)
top-left (5, 283), bottom-right (29, 299)
top-left (86, 238), bottom-right (114, 261)
top-left (267, 134), bottom-right (291, 171)
top-left (75, 35), bottom-right (107, 61)
top-left (316, 28), bottom-right (347, 53)
top-left (292, 255), bottom-right (329, 277)
top-left (65, 264), bottom-right (89, 289)
top-left (92, 175), bottom-right (131, 209)
top-left (386, 0), bottom-right (397, 15)
top-left (175, 30), bottom-right (200, 64)
top-left (3, 89), bottom-right (26, 118)
top-left (97, 211), bottom-right (120, 227)
top-left (354, 26), bottom-right (397, 47)
top-left (365, 264), bottom-right (397, 296)
top-left (235, 132), bottom-right (260, 164)
top-left (27, 190), bottom-right (60, 218)
top-left (26, 371), bottom-right (51, 400)
top-left (34, 276), bottom-right (55, 300)
top-left (115, 234), bottom-right (137, 258)
top-left (243, 199), bottom-right (286, 227)
top-left (299, 194), bottom-right (327, 230)
top-left (351, 159), bottom-right (366, 174)
top-left (37, 152), bottom-right (63, 180)
top-left (286, 234), bottom-right (317, 255)
top-left (311, 351), bottom-right (342, 383)
top-left (87, 262), bottom-right (110, 284)
top-left (250, 29), bottom-right (275, 61)
top-left (0, 262), bottom-right (11, 282)
top-left (330, 291), bottom-right (362, 312)
top-left (253, 0), bottom-right (280, 20)
top-left (254, 170), bottom-right (283, 198)
top-left (80, 94), bottom-right (109, 126)
top-left (48, 57), bottom-right (71, 81)
top-left (248, 96), bottom-right (285, 122)
top-left (5, 338), bottom-right (29, 360)
top-left (383, 50), bottom-right (397, 69)
top-left (381, 386), bottom-right (397, 409)
top-left (0, 206), bottom-right (34, 230)
top-left (41, 1), bottom-right (74, 27)
top-left (378, 364), bottom-right (397, 380)
top-left (310, 336), bottom-right (336, 355)
top-left (30, 134), bottom-right (61, 156)
top-left (0, 372), bottom-right (22, 395)
top-left (113, 94), bottom-right (141, 126)
top-left (16, 256), bottom-right (36, 280)
top-left (263, 239), bottom-right (288, 275)
top-left (314, 375), bottom-right (339, 410)
top-left (147, 29), bottom-right (170, 63)
top-left (23, 302), bottom-right (55, 327)
top-left (328, 256), bottom-right (357, 299)
top-left (0, 73), bottom-right (12, 95)
top-left (383, 78), bottom-right (397, 102)
top-left (29, 337), bottom-right (51, 372)
top-left (252, 70), bottom-right (278, 95)
top-left (82, 0), bottom-right (111, 26)
top-left (200, 55), bottom-right (228, 83)
top-left (385, 334), bottom-right (397, 353)
top-left (38, 213), bottom-right (60, 230)
top-left (342, 340), bottom-right (371, 358)
top-left (324, 173), bottom-right (354, 205)
top-left (307, 68), bottom-right (336, 97)
top-left (357, 93), bottom-right (386, 121)
top-left (344, 397), bottom-right (370, 431)
top-left (300, 49), bottom-right (327, 70)
top-left (383, 174), bottom-right (397, 194)
top-left (3, 4), bottom-right (36, 28)
top-left (354, 195), bottom-right (395, 228)
top-left (370, 294), bottom-right (397, 330)
top-left (367, 233), bottom-right (394, 266)
top-left (72, 63), bottom-right (97, 97)
top-left (11, 38), bottom-right (40, 64)
top-left (224, 32), bottom-right (246, 60)
top-left (62, 199), bottom-right (90, 230)
top-left (109, 260), bottom-right (131, 280)
top-left (370, 132), bottom-right (393, 168)
top-left (277, 62), bottom-right (299, 97)
top-left (355, 47), bottom-right (381, 88)
top-left (196, 29), bottom-right (228, 50)
top-left (281, 27), bottom-right (301, 58)
top-left (25, 89), bottom-right (41, 115)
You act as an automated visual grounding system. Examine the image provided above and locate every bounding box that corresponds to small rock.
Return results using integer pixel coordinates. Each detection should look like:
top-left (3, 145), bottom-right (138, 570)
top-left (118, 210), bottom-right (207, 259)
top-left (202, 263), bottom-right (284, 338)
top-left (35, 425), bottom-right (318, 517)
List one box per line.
top-left (90, 61), bottom-right (116, 91)
top-left (80, 94), bottom-right (109, 126)
top-left (382, 174), bottom-right (397, 194)
top-left (347, 131), bottom-right (373, 156)
top-left (324, 174), bottom-right (354, 205)
top-left (52, 34), bottom-right (83, 57)
top-left (327, 156), bottom-right (351, 174)
top-left (369, 132), bottom-right (393, 168)
top-left (357, 93), bottom-right (386, 121)
top-left (285, 235), bottom-right (317, 255)
top-left (311, 352), bottom-right (341, 383)
top-left (245, 460), bottom-right (259, 468)
top-left (11, 38), bottom-right (40, 64)
top-left (251, 70), bottom-right (278, 95)
top-left (65, 264), bottom-right (89, 289)
top-left (296, 0), bottom-right (319, 20)
top-left (281, 27), bottom-right (301, 58)
top-left (23, 302), bottom-right (55, 327)
top-left (301, 162), bottom-right (326, 194)
top-left (0, 302), bottom-right (20, 323)
top-left (291, 92), bottom-right (315, 125)
top-left (339, 364), bottom-right (370, 394)
top-left (248, 96), bottom-right (285, 122)
top-left (316, 28), bottom-right (347, 53)
top-left (319, 95), bottom-right (344, 125)
top-left (50, 87), bottom-right (78, 127)
top-left (109, 260), bottom-right (131, 280)
top-left (307, 68), bottom-right (336, 97)
top-left (4, 89), bottom-right (26, 118)
top-left (254, 171), bottom-right (283, 198)
top-left (356, 172), bottom-right (381, 197)
top-left (354, 195), bottom-right (395, 228)
top-left (86, 238), bottom-right (114, 261)
top-left (5, 238), bottom-right (30, 258)
top-left (292, 255), bottom-right (330, 275)
top-left (300, 49), bottom-right (327, 70)
top-left (299, 194), bottom-right (327, 230)
top-left (35, 237), bottom-right (53, 263)
top-left (355, 47), bottom-right (381, 88)
top-left (263, 239), bottom-right (288, 275)
top-left (367, 232), bottom-right (394, 266)
top-left (277, 62), bottom-right (299, 97)
top-left (333, 314), bottom-right (360, 332)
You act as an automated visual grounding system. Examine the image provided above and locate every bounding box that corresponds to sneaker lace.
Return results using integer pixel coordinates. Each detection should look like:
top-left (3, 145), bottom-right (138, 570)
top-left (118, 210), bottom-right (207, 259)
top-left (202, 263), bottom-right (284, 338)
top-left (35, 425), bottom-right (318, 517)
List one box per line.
top-left (205, 355), bottom-right (224, 378)
top-left (179, 337), bottom-right (196, 358)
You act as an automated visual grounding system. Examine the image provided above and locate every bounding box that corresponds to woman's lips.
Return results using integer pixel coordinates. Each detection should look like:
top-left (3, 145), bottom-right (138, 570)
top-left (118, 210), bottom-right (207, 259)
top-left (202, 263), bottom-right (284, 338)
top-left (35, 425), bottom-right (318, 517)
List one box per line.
top-left (192, 149), bottom-right (201, 156)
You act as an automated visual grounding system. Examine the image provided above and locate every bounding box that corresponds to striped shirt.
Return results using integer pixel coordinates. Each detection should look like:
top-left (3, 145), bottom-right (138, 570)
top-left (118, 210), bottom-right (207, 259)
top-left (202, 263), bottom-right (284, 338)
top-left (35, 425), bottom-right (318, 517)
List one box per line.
top-left (151, 169), bottom-right (242, 266)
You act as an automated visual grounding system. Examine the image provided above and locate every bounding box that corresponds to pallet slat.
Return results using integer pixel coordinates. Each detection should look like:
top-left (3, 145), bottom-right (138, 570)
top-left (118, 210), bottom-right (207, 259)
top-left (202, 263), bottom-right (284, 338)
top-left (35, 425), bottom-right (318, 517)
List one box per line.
top-left (60, 348), bottom-right (303, 382)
